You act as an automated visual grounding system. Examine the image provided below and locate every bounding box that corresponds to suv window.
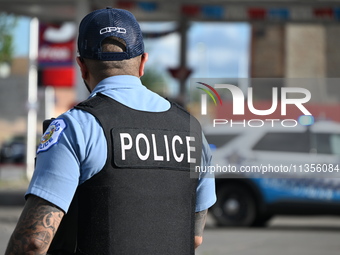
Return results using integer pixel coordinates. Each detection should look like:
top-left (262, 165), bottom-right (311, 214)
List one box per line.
top-left (314, 133), bottom-right (340, 155)
top-left (252, 132), bottom-right (310, 153)
top-left (205, 134), bottom-right (239, 149)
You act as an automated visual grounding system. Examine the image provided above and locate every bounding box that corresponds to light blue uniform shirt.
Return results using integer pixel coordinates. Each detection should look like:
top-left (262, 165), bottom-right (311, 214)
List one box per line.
top-left (27, 75), bottom-right (216, 213)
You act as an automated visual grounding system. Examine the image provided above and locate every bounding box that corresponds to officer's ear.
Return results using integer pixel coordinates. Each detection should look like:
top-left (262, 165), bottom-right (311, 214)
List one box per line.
top-left (139, 52), bottom-right (148, 77)
top-left (76, 56), bottom-right (89, 80)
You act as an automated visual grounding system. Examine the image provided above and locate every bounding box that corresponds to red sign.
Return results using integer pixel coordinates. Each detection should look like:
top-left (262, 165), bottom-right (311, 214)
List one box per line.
top-left (181, 5), bottom-right (200, 16)
top-left (248, 8), bottom-right (267, 20)
top-left (314, 8), bottom-right (333, 18)
top-left (168, 67), bottom-right (192, 80)
top-left (39, 22), bottom-right (76, 87)
top-left (42, 67), bottom-right (75, 88)
top-left (38, 22), bottom-right (76, 67)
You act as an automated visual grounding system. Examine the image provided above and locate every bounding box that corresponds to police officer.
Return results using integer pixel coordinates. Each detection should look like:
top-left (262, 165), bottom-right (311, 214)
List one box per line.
top-left (5, 7), bottom-right (216, 255)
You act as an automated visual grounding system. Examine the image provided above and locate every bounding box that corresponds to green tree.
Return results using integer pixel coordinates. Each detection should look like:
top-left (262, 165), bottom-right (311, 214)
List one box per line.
top-left (0, 13), bottom-right (17, 64)
top-left (141, 67), bottom-right (169, 96)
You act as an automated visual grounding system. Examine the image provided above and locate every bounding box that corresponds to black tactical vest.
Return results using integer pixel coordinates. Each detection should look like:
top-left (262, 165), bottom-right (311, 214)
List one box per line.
top-left (48, 93), bottom-right (202, 255)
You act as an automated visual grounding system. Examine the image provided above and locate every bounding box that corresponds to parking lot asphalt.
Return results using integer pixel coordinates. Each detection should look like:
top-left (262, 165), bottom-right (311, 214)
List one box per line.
top-left (2, 204), bottom-right (340, 255)
top-left (0, 189), bottom-right (26, 206)
top-left (1, 166), bottom-right (340, 255)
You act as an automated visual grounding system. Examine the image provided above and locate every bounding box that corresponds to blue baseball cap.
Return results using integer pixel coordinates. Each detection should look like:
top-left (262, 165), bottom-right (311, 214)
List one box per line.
top-left (78, 7), bottom-right (144, 61)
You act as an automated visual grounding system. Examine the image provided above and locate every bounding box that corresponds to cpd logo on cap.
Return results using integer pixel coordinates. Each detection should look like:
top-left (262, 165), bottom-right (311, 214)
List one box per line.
top-left (100, 27), bottom-right (126, 34)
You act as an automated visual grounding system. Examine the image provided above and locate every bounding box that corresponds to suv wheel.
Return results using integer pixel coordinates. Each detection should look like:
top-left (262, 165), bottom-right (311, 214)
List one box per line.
top-left (211, 184), bottom-right (256, 227)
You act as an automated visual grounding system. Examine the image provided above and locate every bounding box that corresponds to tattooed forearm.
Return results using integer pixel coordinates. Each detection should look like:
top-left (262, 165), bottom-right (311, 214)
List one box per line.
top-left (195, 209), bottom-right (208, 237)
top-left (5, 195), bottom-right (64, 255)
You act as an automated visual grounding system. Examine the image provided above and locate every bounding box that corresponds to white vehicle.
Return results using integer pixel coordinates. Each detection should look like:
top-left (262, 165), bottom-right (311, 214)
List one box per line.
top-left (204, 121), bottom-right (340, 227)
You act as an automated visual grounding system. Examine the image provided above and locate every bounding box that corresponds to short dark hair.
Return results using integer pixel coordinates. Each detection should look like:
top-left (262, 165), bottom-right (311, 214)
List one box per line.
top-left (83, 36), bottom-right (142, 79)
top-left (101, 37), bottom-right (127, 53)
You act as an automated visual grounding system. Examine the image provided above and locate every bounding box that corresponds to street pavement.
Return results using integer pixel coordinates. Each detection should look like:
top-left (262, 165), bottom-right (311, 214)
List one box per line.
top-left (0, 207), bottom-right (22, 253)
top-left (1, 202), bottom-right (340, 255)
top-left (1, 165), bottom-right (340, 255)
top-left (196, 216), bottom-right (340, 255)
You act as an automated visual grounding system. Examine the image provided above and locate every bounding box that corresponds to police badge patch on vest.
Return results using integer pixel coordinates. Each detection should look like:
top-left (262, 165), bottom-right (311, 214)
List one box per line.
top-left (112, 127), bottom-right (201, 170)
top-left (37, 118), bottom-right (67, 154)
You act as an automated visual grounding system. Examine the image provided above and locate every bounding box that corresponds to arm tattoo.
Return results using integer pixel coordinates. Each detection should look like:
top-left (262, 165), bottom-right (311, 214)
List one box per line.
top-left (195, 209), bottom-right (208, 237)
top-left (5, 195), bottom-right (64, 255)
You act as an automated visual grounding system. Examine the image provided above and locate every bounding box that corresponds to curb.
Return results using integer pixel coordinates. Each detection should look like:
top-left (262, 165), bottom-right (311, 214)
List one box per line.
top-left (0, 189), bottom-right (26, 206)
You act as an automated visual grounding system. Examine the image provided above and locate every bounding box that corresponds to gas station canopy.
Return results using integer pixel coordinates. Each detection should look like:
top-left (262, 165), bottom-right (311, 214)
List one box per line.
top-left (1, 0), bottom-right (340, 23)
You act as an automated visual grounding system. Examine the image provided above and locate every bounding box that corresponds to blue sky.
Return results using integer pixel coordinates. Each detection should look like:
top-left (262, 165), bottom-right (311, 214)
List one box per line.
top-left (141, 21), bottom-right (251, 95)
top-left (188, 22), bottom-right (250, 78)
top-left (12, 16), bottom-right (30, 57)
top-left (140, 21), bottom-right (250, 78)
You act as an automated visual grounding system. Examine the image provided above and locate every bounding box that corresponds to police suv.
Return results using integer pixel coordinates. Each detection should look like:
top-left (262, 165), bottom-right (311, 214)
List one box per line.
top-left (204, 120), bottom-right (340, 227)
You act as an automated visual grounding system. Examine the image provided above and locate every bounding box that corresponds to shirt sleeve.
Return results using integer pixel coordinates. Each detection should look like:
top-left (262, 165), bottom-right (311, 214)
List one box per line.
top-left (25, 110), bottom-right (107, 213)
top-left (25, 115), bottom-right (83, 212)
top-left (195, 133), bottom-right (216, 212)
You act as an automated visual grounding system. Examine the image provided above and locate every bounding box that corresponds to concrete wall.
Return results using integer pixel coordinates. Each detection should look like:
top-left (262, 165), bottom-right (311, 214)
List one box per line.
top-left (251, 24), bottom-right (285, 78)
top-left (251, 23), bottom-right (340, 104)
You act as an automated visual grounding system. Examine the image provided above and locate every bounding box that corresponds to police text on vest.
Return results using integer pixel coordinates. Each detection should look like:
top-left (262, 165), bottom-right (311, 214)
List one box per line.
top-left (120, 133), bottom-right (196, 163)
